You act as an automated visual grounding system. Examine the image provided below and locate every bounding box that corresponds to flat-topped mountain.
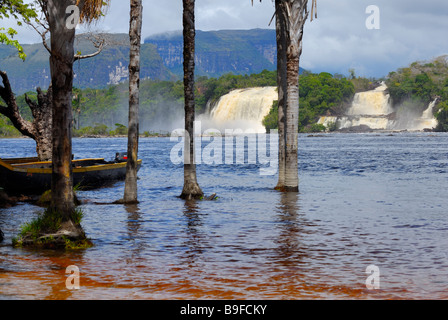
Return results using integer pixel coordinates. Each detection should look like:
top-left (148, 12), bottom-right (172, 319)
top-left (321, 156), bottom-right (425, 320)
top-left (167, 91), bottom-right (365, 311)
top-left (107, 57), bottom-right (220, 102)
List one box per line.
top-left (0, 29), bottom-right (282, 94)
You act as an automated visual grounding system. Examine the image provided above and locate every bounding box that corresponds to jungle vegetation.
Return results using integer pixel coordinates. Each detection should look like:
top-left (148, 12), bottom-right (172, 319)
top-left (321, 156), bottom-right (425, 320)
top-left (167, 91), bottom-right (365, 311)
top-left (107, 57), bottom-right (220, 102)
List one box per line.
top-left (2, 57), bottom-right (448, 137)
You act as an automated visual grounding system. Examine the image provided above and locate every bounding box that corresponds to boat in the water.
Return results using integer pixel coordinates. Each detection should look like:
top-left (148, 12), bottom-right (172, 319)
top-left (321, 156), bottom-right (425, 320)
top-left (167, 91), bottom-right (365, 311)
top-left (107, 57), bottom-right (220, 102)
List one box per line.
top-left (0, 154), bottom-right (142, 194)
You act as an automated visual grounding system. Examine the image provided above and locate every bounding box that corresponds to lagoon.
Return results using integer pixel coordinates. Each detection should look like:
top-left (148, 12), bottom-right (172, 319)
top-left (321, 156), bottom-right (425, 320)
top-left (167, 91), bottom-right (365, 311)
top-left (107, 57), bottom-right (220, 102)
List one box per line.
top-left (1, 132), bottom-right (448, 299)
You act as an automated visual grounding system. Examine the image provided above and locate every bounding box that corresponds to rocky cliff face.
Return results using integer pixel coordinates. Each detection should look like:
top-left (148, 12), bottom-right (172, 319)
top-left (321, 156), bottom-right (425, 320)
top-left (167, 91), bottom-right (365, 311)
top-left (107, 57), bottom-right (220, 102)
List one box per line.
top-left (145, 29), bottom-right (277, 78)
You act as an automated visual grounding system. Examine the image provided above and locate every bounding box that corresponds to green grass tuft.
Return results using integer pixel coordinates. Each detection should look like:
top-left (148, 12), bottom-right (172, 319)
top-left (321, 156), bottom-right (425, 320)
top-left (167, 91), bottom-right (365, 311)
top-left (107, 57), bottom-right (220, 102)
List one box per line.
top-left (13, 207), bottom-right (90, 250)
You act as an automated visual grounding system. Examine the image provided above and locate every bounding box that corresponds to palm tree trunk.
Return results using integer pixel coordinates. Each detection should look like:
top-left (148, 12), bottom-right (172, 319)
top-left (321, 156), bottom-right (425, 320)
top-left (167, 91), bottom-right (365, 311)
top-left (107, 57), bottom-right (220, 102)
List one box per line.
top-left (123, 0), bottom-right (142, 204)
top-left (180, 0), bottom-right (203, 200)
top-left (282, 0), bottom-right (309, 192)
top-left (284, 54), bottom-right (300, 192)
top-left (47, 0), bottom-right (82, 217)
top-left (275, 0), bottom-right (287, 191)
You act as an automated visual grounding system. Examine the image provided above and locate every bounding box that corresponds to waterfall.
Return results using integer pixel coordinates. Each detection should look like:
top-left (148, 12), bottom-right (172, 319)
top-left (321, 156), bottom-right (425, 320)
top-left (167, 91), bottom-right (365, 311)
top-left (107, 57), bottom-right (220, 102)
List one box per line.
top-left (411, 98), bottom-right (438, 131)
top-left (388, 98), bottom-right (439, 131)
top-left (207, 87), bottom-right (278, 133)
top-left (318, 82), bottom-right (393, 130)
top-left (422, 98), bottom-right (438, 119)
top-left (318, 82), bottom-right (438, 132)
top-left (348, 82), bottom-right (393, 116)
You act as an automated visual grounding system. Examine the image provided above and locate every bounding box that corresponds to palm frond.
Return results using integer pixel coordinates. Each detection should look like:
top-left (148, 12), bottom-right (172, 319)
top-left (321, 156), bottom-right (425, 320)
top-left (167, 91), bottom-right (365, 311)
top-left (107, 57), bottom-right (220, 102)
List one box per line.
top-left (76, 0), bottom-right (110, 24)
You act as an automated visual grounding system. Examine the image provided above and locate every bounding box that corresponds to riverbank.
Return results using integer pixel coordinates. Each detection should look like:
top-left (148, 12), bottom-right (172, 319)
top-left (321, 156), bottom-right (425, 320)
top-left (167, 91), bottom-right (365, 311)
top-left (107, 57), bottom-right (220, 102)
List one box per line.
top-left (0, 127), bottom-right (438, 141)
top-left (0, 133), bottom-right (172, 139)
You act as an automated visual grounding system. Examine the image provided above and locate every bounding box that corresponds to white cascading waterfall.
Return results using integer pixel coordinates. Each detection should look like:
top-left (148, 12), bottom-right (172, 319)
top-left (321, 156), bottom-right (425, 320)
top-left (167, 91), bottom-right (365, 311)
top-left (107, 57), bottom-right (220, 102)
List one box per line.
top-left (404, 98), bottom-right (438, 131)
top-left (419, 98), bottom-right (439, 129)
top-left (318, 82), bottom-right (438, 131)
top-left (348, 82), bottom-right (394, 116)
top-left (206, 87), bottom-right (278, 133)
top-left (318, 82), bottom-right (393, 130)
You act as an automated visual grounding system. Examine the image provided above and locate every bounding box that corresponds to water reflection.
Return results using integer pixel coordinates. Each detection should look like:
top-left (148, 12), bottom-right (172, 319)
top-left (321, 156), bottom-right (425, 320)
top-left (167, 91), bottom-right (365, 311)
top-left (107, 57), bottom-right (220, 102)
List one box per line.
top-left (270, 192), bottom-right (311, 287)
top-left (126, 203), bottom-right (142, 241)
top-left (11, 248), bottom-right (88, 300)
top-left (125, 203), bottom-right (146, 270)
top-left (182, 200), bottom-right (207, 267)
top-left (274, 192), bottom-right (303, 263)
top-left (46, 252), bottom-right (76, 300)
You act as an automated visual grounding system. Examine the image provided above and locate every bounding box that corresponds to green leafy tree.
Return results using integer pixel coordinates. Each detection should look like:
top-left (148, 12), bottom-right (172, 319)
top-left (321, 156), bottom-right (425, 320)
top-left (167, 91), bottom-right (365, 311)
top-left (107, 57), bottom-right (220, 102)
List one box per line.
top-left (435, 101), bottom-right (448, 132)
top-left (0, 0), bottom-right (37, 60)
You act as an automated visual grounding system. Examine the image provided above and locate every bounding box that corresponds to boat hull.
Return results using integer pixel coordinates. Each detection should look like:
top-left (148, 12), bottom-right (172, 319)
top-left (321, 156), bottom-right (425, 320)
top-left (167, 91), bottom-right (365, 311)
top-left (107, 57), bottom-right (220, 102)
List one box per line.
top-left (0, 157), bottom-right (142, 195)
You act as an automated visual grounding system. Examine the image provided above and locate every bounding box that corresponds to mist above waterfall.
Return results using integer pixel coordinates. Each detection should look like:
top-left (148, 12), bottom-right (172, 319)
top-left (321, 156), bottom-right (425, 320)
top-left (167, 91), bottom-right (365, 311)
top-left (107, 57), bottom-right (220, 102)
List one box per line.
top-left (390, 98), bottom-right (438, 131)
top-left (140, 101), bottom-right (185, 133)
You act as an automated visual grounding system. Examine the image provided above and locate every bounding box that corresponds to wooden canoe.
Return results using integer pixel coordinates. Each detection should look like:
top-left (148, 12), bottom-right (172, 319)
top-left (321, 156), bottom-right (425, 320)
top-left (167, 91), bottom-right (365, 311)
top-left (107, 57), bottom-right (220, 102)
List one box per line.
top-left (0, 157), bottom-right (142, 194)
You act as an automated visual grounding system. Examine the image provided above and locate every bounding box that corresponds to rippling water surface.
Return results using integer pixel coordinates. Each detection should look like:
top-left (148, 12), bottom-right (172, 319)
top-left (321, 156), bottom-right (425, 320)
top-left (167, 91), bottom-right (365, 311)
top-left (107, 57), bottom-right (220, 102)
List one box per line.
top-left (1, 132), bottom-right (448, 300)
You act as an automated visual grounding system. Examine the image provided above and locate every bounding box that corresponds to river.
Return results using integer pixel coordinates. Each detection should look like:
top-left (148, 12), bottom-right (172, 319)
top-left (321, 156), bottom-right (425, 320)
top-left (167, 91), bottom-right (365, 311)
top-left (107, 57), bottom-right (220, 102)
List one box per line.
top-left (1, 132), bottom-right (448, 300)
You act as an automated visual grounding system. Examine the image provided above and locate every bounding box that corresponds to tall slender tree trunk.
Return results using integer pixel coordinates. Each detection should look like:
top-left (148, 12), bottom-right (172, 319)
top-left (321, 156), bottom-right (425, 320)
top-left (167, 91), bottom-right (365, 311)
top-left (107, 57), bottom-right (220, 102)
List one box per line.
top-left (284, 53), bottom-right (300, 192)
top-left (47, 0), bottom-right (84, 217)
top-left (180, 0), bottom-right (203, 200)
top-left (123, 0), bottom-right (142, 204)
top-left (275, 0), bottom-right (287, 191)
top-left (281, 0), bottom-right (309, 192)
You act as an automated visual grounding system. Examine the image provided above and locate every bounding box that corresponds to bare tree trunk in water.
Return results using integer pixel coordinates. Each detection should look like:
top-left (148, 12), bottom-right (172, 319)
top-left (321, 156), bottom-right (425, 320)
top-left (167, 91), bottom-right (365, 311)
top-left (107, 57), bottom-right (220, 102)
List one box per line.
top-left (123, 0), bottom-right (142, 204)
top-left (25, 87), bottom-right (53, 161)
top-left (275, 0), bottom-right (287, 191)
top-left (180, 0), bottom-right (203, 200)
top-left (281, 0), bottom-right (309, 192)
top-left (0, 71), bottom-right (53, 161)
top-left (47, 0), bottom-right (84, 217)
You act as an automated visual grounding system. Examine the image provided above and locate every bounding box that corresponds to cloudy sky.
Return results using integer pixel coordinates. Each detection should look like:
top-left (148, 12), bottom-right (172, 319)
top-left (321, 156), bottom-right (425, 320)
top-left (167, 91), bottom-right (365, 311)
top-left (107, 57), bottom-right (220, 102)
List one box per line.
top-left (3, 0), bottom-right (448, 78)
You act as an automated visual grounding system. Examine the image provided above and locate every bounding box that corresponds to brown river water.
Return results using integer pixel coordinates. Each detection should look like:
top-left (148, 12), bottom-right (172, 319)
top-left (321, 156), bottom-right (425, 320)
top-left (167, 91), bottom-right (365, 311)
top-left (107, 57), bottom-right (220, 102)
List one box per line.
top-left (1, 133), bottom-right (448, 300)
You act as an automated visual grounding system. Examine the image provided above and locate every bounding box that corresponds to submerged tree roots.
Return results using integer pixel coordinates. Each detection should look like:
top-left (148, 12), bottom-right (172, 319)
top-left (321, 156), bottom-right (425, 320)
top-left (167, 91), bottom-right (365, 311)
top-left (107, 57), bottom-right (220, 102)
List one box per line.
top-left (13, 208), bottom-right (93, 250)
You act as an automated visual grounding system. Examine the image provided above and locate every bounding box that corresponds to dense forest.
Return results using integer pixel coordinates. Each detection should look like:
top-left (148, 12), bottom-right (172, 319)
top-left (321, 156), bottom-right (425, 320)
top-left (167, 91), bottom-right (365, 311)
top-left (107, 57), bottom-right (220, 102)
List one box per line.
top-left (2, 56), bottom-right (448, 137)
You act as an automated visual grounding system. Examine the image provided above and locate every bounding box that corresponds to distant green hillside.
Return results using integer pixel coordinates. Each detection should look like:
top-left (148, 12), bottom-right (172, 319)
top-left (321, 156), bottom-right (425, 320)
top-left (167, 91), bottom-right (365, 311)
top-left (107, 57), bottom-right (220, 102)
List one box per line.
top-left (0, 33), bottom-right (174, 94)
top-left (1, 29), bottom-right (304, 95)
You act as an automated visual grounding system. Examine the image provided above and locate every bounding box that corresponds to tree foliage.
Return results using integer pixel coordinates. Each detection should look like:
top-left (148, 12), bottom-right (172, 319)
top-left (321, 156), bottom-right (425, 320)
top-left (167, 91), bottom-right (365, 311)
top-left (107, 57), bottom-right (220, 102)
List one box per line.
top-left (0, 0), bottom-right (37, 60)
top-left (263, 71), bottom-right (355, 132)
